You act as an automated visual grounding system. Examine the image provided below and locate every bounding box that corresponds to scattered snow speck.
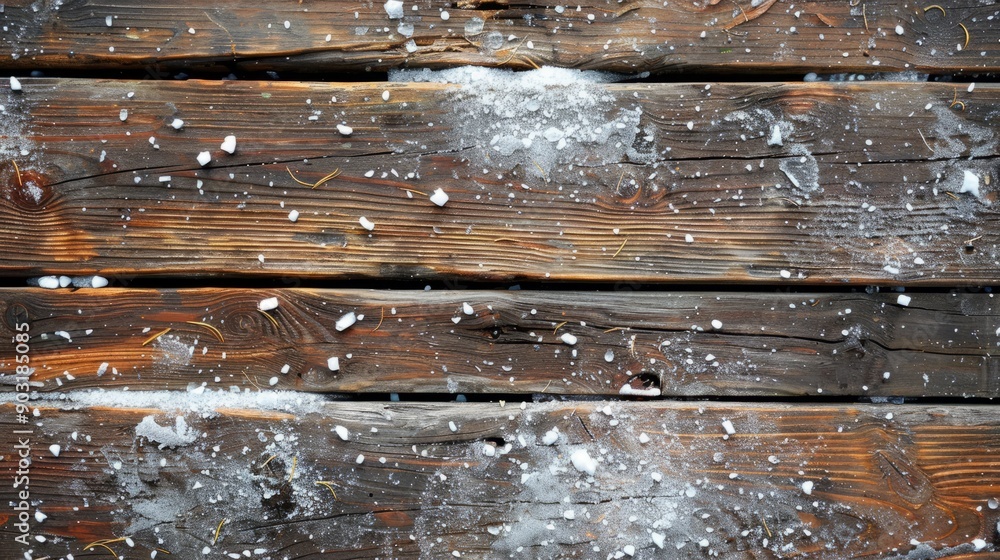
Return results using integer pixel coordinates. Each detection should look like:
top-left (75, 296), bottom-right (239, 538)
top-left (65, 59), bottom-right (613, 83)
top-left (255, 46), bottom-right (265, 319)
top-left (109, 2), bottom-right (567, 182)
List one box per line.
top-left (767, 124), bottom-right (782, 146)
top-left (462, 302), bottom-right (474, 315)
top-left (327, 356), bottom-right (340, 371)
top-left (49, 444), bottom-right (61, 457)
top-left (382, 90), bottom-right (391, 101)
top-left (440, 10), bottom-right (450, 20)
top-left (258, 297), bottom-right (279, 311)
top-left (359, 216), bottom-right (375, 231)
top-left (684, 234), bottom-right (694, 243)
top-left (334, 425), bottom-right (350, 440)
top-left (541, 428), bottom-right (559, 445)
top-left (711, 319), bottom-right (723, 329)
top-left (170, 118), bottom-right (184, 130)
top-left (960, 170), bottom-right (981, 198)
top-left (355, 454), bottom-right (365, 464)
top-left (384, 0), bottom-right (404, 19)
top-left (619, 385), bottom-right (661, 397)
top-left (897, 294), bottom-right (911, 307)
top-left (779, 269), bottom-right (792, 279)
top-left (560, 332), bottom-right (578, 345)
top-left (9, 76), bottom-right (21, 91)
top-left (449, 421), bottom-right (458, 432)
top-left (802, 480), bottom-right (814, 495)
top-left (686, 121), bottom-right (694, 130)
top-left (335, 311), bottom-right (357, 331)
top-left (37, 276), bottom-right (60, 289)
top-left (220, 135), bottom-right (237, 154)
top-left (336, 124), bottom-right (353, 136)
top-left (973, 539), bottom-right (987, 551)
top-left (570, 448), bottom-right (597, 475)
top-left (895, 25), bottom-right (904, 35)
top-left (722, 419), bottom-right (736, 435)
top-left (638, 432), bottom-right (650, 444)
top-left (119, 109), bottom-right (128, 121)
top-left (652, 533), bottom-right (666, 549)
top-left (430, 188), bottom-right (450, 207)
top-left (604, 349), bottom-right (614, 362)
top-left (288, 209), bottom-right (299, 222)
top-left (268, 376), bottom-right (279, 386)
top-left (196, 151), bottom-right (211, 166)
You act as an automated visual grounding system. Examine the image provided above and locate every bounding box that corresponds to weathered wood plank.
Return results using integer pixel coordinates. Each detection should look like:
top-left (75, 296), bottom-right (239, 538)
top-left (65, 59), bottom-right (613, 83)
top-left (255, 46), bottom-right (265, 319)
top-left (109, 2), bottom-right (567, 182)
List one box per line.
top-left (2, 288), bottom-right (998, 397)
top-left (1, 78), bottom-right (998, 284)
top-left (1, 399), bottom-right (997, 558)
top-left (0, 0), bottom-right (997, 75)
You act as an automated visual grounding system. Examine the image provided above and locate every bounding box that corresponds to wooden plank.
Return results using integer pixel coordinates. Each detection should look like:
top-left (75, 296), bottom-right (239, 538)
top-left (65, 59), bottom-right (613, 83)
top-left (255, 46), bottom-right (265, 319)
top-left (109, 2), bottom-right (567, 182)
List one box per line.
top-left (1, 78), bottom-right (998, 285)
top-left (3, 288), bottom-right (998, 397)
top-left (0, 0), bottom-right (997, 75)
top-left (1, 399), bottom-right (997, 558)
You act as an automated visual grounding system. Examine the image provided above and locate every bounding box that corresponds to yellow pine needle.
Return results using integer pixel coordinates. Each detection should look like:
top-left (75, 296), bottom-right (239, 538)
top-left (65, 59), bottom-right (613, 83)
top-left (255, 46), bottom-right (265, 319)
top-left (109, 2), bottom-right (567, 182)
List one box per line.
top-left (259, 309), bottom-right (280, 331)
top-left (553, 321), bottom-right (568, 334)
top-left (11, 159), bottom-right (22, 187)
top-left (286, 166), bottom-right (313, 187)
top-left (141, 327), bottom-right (171, 346)
top-left (260, 454), bottom-right (277, 470)
top-left (612, 238), bottom-right (628, 258)
top-left (185, 321), bottom-right (224, 342)
top-left (85, 543), bottom-right (119, 558)
top-left (923, 5), bottom-right (945, 16)
top-left (959, 23), bottom-right (970, 49)
top-left (288, 456), bottom-right (297, 482)
top-left (862, 3), bottom-right (869, 32)
top-left (316, 480), bottom-right (338, 499)
top-left (312, 168), bottom-right (341, 189)
top-left (213, 519), bottom-right (227, 545)
top-left (371, 307), bottom-right (385, 332)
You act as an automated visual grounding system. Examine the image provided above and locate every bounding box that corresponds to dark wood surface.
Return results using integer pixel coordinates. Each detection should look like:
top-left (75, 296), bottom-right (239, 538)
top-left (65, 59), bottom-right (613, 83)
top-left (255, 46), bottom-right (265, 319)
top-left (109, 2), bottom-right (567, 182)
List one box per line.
top-left (2, 288), bottom-right (998, 397)
top-left (0, 0), bottom-right (997, 76)
top-left (2, 78), bottom-right (998, 285)
top-left (1, 400), bottom-right (997, 559)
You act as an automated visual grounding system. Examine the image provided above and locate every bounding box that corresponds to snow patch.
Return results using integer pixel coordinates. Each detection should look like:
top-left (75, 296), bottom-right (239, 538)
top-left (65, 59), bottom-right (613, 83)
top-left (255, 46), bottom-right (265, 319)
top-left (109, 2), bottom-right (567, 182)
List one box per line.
top-left (135, 415), bottom-right (198, 449)
top-left (390, 67), bottom-right (653, 179)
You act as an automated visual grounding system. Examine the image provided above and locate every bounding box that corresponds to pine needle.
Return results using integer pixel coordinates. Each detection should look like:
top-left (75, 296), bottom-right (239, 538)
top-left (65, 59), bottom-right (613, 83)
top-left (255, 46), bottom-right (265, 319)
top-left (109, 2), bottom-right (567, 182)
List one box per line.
top-left (553, 321), bottom-right (568, 334)
top-left (288, 456), bottom-right (297, 482)
top-left (286, 166), bottom-right (313, 187)
top-left (213, 519), bottom-right (227, 545)
top-left (612, 238), bottom-right (628, 258)
top-left (185, 321), bottom-right (224, 342)
top-left (259, 309), bottom-right (280, 331)
top-left (371, 307), bottom-right (385, 332)
top-left (316, 480), bottom-right (338, 499)
top-left (141, 328), bottom-right (171, 346)
top-left (11, 159), bottom-right (22, 187)
top-left (311, 168), bottom-right (341, 189)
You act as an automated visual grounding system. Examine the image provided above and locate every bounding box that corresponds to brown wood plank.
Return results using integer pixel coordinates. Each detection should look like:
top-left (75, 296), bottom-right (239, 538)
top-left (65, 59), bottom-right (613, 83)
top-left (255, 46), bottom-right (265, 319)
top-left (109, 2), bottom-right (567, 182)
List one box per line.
top-left (2, 288), bottom-right (998, 397)
top-left (0, 0), bottom-right (997, 75)
top-left (1, 78), bottom-right (998, 284)
top-left (0, 399), bottom-right (997, 558)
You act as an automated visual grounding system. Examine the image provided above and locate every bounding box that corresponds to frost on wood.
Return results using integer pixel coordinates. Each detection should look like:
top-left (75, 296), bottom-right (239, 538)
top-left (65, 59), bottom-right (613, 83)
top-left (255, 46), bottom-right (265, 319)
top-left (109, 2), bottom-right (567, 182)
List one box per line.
top-left (391, 67), bottom-right (655, 179)
top-left (135, 415), bottom-right (198, 449)
top-left (10, 400), bottom-right (995, 558)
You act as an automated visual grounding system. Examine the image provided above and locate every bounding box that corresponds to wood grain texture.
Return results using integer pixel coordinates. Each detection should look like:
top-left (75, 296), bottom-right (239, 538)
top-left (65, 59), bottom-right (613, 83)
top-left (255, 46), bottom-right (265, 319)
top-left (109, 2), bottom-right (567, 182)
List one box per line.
top-left (1, 78), bottom-right (998, 285)
top-left (0, 400), bottom-right (997, 559)
top-left (0, 0), bottom-right (997, 75)
top-left (2, 288), bottom-right (999, 397)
